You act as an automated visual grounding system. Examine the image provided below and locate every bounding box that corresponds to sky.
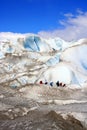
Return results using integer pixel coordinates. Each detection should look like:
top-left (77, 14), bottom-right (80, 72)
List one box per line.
top-left (0, 0), bottom-right (87, 40)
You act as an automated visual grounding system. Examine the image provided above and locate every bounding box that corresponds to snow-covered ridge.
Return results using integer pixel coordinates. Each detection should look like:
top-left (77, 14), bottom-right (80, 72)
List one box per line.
top-left (0, 32), bottom-right (86, 53)
top-left (0, 32), bottom-right (86, 55)
top-left (0, 32), bottom-right (87, 87)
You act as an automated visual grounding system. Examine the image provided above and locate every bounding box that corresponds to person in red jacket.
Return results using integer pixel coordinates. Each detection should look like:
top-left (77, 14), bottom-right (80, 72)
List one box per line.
top-left (39, 81), bottom-right (43, 84)
top-left (59, 82), bottom-right (62, 86)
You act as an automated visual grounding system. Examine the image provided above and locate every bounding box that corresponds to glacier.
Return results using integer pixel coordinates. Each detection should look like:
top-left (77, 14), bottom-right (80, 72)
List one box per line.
top-left (1, 33), bottom-right (87, 130)
top-left (0, 32), bottom-right (87, 87)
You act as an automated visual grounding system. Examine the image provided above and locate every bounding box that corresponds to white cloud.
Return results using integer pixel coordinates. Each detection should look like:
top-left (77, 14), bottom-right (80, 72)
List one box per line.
top-left (64, 13), bottom-right (74, 18)
top-left (38, 10), bottom-right (87, 41)
top-left (76, 8), bottom-right (84, 15)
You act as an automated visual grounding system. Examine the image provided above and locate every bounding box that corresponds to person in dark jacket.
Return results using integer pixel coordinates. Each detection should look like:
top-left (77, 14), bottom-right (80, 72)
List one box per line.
top-left (56, 81), bottom-right (59, 87)
top-left (50, 82), bottom-right (53, 87)
top-left (59, 82), bottom-right (62, 86)
top-left (62, 84), bottom-right (66, 87)
top-left (45, 82), bottom-right (48, 85)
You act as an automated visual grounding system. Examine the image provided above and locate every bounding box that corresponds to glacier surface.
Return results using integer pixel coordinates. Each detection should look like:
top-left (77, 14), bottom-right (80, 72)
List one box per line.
top-left (0, 32), bottom-right (87, 87)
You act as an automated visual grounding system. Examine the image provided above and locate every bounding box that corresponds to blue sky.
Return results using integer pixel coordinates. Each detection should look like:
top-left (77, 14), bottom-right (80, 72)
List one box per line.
top-left (0, 0), bottom-right (87, 40)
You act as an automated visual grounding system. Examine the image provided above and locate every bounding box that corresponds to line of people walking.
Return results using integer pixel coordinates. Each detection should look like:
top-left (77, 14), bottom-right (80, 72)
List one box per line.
top-left (39, 80), bottom-right (66, 87)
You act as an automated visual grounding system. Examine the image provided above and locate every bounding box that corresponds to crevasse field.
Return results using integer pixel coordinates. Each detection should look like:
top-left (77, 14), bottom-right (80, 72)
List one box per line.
top-left (0, 32), bottom-right (87, 130)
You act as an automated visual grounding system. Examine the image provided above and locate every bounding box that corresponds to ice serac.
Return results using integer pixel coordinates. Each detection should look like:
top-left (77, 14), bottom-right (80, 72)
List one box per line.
top-left (60, 41), bottom-right (87, 85)
top-left (46, 53), bottom-right (60, 66)
top-left (37, 63), bottom-right (72, 84)
top-left (46, 37), bottom-right (72, 51)
top-left (23, 36), bottom-right (50, 52)
top-left (36, 62), bottom-right (80, 85)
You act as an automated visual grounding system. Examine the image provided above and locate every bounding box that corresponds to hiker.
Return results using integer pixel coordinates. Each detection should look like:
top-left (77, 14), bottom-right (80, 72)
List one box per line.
top-left (59, 82), bottom-right (62, 87)
top-left (39, 81), bottom-right (43, 84)
top-left (45, 82), bottom-right (48, 85)
top-left (50, 82), bottom-right (53, 87)
top-left (56, 81), bottom-right (59, 87)
top-left (62, 84), bottom-right (66, 87)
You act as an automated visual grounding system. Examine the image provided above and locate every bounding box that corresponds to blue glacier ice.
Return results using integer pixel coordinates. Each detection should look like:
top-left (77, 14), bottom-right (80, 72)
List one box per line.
top-left (6, 46), bottom-right (14, 53)
top-left (81, 61), bottom-right (87, 70)
top-left (0, 52), bottom-right (4, 59)
top-left (47, 38), bottom-right (70, 51)
top-left (46, 53), bottom-right (60, 66)
top-left (23, 36), bottom-right (50, 52)
top-left (24, 36), bottom-right (39, 51)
